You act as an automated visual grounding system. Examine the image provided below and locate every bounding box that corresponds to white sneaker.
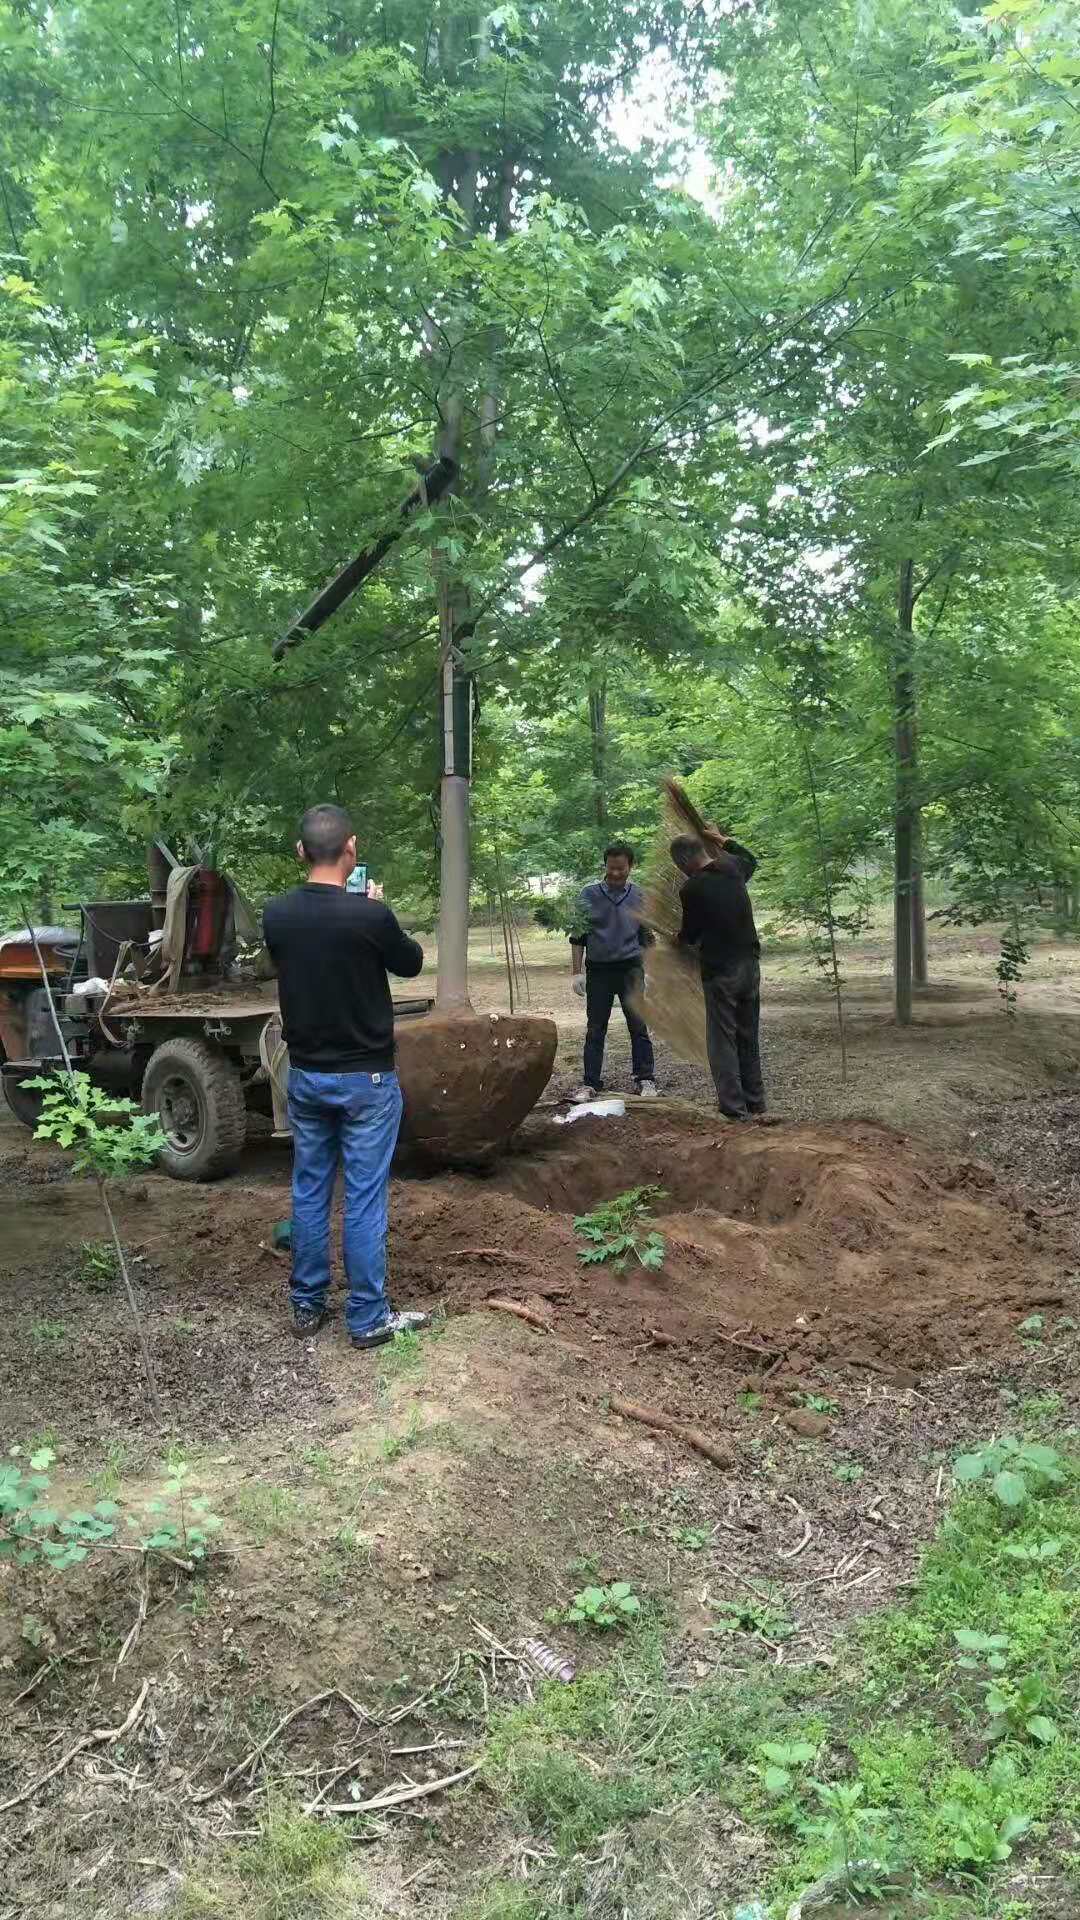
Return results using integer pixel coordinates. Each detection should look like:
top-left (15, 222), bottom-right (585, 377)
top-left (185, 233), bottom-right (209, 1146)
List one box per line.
top-left (571, 1085), bottom-right (600, 1103)
top-left (635, 1079), bottom-right (659, 1099)
top-left (351, 1307), bottom-right (429, 1351)
top-left (388, 1309), bottom-right (429, 1335)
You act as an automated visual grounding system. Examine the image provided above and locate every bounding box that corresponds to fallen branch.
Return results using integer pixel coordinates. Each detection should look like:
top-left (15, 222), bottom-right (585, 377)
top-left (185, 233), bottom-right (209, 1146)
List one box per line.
top-left (486, 1298), bottom-right (552, 1332)
top-left (0, 1679), bottom-right (150, 1816)
top-left (717, 1330), bottom-right (781, 1364)
top-left (8, 1643), bottom-right (87, 1708)
top-left (191, 1688), bottom-right (346, 1803)
top-left (447, 1247), bottom-right (531, 1263)
top-left (303, 1659), bottom-right (461, 1815)
top-left (323, 1759), bottom-right (482, 1815)
top-left (114, 1557), bottom-right (151, 1676)
top-left (610, 1397), bottom-right (732, 1469)
top-left (779, 1495), bottom-right (812, 1560)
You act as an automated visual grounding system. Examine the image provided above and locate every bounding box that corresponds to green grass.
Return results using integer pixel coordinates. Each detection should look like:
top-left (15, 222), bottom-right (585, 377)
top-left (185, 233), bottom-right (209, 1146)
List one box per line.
top-left (471, 1433), bottom-right (1080, 1920)
top-left (28, 1318), bottom-right (67, 1346)
top-left (375, 1325), bottom-right (424, 1385)
top-left (76, 1239), bottom-right (116, 1291)
top-left (378, 1405), bottom-right (425, 1461)
top-left (231, 1484), bottom-right (306, 1545)
top-left (179, 1802), bottom-right (359, 1919)
top-left (302, 1444), bottom-right (336, 1488)
top-left (90, 1437), bottom-right (132, 1497)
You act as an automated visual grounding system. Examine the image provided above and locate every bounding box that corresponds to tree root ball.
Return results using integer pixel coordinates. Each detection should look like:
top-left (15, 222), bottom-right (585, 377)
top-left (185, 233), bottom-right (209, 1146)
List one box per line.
top-left (395, 1010), bottom-right (557, 1165)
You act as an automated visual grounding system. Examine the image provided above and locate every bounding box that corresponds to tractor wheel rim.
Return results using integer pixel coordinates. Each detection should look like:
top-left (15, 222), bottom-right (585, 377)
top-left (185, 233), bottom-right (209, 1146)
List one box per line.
top-left (157, 1073), bottom-right (204, 1152)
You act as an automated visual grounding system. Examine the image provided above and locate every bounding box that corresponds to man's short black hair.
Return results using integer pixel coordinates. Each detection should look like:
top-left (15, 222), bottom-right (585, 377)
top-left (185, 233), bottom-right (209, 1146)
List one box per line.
top-left (670, 834), bottom-right (705, 872)
top-left (299, 803), bottom-right (354, 864)
top-left (603, 841), bottom-right (635, 866)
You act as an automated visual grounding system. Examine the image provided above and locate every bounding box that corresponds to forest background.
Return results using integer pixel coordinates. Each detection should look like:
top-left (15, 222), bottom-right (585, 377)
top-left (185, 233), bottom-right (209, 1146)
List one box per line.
top-left (3, 0), bottom-right (1079, 1022)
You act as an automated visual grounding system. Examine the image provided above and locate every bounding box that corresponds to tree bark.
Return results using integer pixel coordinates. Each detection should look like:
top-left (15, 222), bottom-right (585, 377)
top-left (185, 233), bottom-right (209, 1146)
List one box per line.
top-left (436, 565), bottom-right (472, 1011)
top-left (894, 557), bottom-right (917, 1026)
top-left (588, 671), bottom-right (608, 830)
top-left (911, 810), bottom-right (929, 989)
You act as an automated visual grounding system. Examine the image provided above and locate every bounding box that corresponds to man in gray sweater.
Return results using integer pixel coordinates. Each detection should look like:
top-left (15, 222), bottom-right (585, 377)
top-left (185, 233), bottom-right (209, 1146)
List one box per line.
top-left (568, 842), bottom-right (657, 1100)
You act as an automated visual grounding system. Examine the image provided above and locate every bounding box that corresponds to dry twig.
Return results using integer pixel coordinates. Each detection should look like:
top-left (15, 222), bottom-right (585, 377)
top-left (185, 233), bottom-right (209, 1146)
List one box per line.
top-left (323, 1759), bottom-right (481, 1815)
top-left (0, 1679), bottom-right (150, 1815)
top-left (448, 1248), bottom-right (531, 1263)
top-left (778, 1495), bottom-right (812, 1560)
top-left (114, 1557), bottom-right (151, 1676)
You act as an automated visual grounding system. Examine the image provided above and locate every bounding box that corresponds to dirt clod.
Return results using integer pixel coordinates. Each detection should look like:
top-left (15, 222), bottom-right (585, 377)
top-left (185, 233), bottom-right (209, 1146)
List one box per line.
top-left (785, 1409), bottom-right (833, 1439)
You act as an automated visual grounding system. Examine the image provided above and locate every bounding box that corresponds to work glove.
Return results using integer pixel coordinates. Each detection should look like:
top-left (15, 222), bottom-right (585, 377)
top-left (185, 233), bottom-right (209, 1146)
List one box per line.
top-left (571, 975), bottom-right (587, 999)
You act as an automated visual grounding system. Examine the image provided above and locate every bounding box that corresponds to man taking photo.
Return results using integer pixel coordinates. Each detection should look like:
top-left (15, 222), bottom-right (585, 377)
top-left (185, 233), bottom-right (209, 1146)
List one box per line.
top-left (569, 841), bottom-right (657, 1101)
top-left (263, 803), bottom-right (428, 1348)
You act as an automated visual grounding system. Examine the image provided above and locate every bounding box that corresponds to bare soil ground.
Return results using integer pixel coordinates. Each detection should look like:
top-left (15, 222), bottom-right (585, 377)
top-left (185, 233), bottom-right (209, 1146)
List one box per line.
top-left (461, 920), bottom-right (1080, 1143)
top-left (2, 920), bottom-right (1079, 1918)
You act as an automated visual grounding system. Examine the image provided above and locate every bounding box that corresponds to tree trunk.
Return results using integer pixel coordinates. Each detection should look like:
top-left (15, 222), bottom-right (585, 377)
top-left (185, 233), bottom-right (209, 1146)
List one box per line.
top-left (588, 671), bottom-right (608, 830)
top-left (911, 811), bottom-right (929, 989)
top-left (894, 557), bottom-right (917, 1026)
top-left (435, 568), bottom-right (472, 1011)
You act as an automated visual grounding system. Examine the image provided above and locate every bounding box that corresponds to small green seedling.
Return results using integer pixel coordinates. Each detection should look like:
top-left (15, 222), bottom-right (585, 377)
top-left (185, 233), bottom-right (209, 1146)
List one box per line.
top-left (955, 1628), bottom-right (1011, 1673)
top-left (30, 1072), bottom-right (166, 1411)
top-left (672, 1525), bottom-right (711, 1551)
top-left (984, 1670), bottom-right (1056, 1745)
top-left (796, 1391), bottom-right (839, 1415)
top-left (29, 1319), bottom-right (67, 1346)
top-left (798, 1781), bottom-right (892, 1899)
top-left (574, 1186), bottom-right (667, 1273)
top-left (755, 1739), bottom-right (816, 1795)
top-left (1003, 1536), bottom-right (1063, 1566)
top-left (833, 1462), bottom-right (864, 1484)
top-left (77, 1240), bottom-right (117, 1291)
top-left (953, 1435), bottom-right (1067, 1512)
top-left (564, 1582), bottom-right (641, 1630)
top-left (737, 1390), bottom-right (763, 1413)
top-left (947, 1809), bottom-right (1031, 1868)
top-left (710, 1589), bottom-right (792, 1642)
top-left (1018, 1314), bottom-right (1044, 1342)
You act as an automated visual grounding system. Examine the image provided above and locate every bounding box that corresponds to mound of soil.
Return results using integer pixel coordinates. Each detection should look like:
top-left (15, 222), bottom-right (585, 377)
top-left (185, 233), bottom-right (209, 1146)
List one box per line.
top-left (0, 1104), bottom-right (1066, 1442)
top-left (388, 1106), bottom-right (1066, 1419)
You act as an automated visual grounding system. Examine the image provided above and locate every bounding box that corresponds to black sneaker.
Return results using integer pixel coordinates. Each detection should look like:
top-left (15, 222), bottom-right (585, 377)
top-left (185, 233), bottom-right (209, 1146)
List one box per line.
top-left (350, 1308), bottom-right (429, 1351)
top-left (291, 1303), bottom-right (332, 1339)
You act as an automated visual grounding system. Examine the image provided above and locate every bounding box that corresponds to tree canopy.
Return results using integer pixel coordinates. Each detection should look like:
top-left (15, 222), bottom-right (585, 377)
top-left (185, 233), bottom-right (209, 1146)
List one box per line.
top-left (2, 0), bottom-right (1078, 1009)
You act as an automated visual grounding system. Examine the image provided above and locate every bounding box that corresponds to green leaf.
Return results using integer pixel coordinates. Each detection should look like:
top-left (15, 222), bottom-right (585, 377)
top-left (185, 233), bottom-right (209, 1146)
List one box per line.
top-left (1026, 1714), bottom-right (1056, 1744)
top-left (763, 1765), bottom-right (791, 1793)
top-left (953, 1453), bottom-right (986, 1482)
top-left (992, 1470), bottom-right (1028, 1509)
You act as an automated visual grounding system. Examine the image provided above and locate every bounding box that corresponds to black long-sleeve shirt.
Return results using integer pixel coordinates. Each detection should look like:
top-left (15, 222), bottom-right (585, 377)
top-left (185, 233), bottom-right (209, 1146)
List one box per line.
top-left (676, 842), bottom-right (759, 972)
top-left (263, 883), bottom-right (424, 1072)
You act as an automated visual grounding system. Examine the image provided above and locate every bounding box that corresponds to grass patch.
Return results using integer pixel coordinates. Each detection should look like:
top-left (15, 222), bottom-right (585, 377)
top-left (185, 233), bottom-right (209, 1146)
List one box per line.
top-left (90, 1437), bottom-right (132, 1497)
top-left (231, 1484), bottom-right (307, 1545)
top-left (473, 1432), bottom-right (1080, 1919)
top-left (376, 1325), bottom-right (424, 1386)
top-left (28, 1317), bottom-right (67, 1346)
top-left (179, 1802), bottom-right (359, 1919)
top-left (379, 1405), bottom-right (425, 1461)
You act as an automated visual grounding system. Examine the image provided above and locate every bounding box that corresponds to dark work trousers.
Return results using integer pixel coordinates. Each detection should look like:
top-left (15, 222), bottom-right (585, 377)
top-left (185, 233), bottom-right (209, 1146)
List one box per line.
top-left (584, 960), bottom-right (654, 1090)
top-left (702, 955), bottom-right (765, 1119)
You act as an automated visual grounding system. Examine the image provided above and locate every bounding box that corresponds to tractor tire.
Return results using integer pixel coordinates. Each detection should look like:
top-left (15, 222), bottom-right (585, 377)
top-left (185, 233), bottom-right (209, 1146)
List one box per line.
top-left (3, 1072), bottom-right (46, 1131)
top-left (142, 1037), bottom-right (247, 1181)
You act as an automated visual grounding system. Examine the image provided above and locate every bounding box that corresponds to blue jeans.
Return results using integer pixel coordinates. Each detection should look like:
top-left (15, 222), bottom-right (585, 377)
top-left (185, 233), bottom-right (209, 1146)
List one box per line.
top-left (287, 1068), bottom-right (403, 1338)
top-left (584, 962), bottom-right (654, 1090)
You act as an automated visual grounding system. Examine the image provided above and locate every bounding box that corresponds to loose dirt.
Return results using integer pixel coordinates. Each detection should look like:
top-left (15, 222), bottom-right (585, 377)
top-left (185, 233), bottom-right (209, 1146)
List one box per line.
top-left (1, 1103), bottom-right (1067, 1449)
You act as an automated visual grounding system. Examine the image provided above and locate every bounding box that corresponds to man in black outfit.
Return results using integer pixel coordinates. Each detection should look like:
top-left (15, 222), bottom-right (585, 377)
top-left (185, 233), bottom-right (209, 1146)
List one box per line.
top-left (670, 831), bottom-right (765, 1121)
top-left (263, 803), bottom-right (428, 1347)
